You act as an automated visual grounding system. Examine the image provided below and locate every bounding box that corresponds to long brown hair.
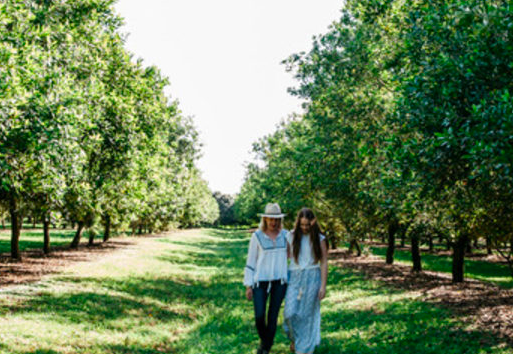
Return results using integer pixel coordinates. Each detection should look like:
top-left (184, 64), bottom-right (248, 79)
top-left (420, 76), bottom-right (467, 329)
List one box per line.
top-left (292, 208), bottom-right (322, 264)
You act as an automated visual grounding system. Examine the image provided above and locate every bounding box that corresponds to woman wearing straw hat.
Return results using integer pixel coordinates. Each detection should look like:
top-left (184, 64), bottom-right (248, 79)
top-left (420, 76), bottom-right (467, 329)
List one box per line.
top-left (244, 203), bottom-right (289, 354)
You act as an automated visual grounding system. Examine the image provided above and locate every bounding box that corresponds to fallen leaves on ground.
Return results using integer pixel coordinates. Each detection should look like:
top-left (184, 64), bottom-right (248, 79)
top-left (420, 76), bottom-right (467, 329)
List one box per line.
top-left (0, 240), bottom-right (135, 286)
top-left (329, 249), bottom-right (513, 345)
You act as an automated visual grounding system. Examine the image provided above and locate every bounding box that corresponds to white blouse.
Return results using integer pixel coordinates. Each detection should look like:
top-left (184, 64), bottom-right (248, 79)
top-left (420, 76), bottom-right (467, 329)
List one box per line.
top-left (286, 231), bottom-right (326, 271)
top-left (243, 229), bottom-right (288, 287)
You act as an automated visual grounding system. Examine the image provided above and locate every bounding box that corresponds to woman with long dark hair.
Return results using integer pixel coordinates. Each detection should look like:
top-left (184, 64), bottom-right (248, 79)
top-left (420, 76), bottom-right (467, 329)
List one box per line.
top-left (284, 208), bottom-right (328, 354)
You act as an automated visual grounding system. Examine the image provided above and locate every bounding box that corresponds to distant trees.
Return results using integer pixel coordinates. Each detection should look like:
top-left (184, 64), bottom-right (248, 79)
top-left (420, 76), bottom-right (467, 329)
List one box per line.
top-left (235, 0), bottom-right (513, 283)
top-left (0, 0), bottom-right (218, 258)
top-left (213, 192), bottom-right (236, 226)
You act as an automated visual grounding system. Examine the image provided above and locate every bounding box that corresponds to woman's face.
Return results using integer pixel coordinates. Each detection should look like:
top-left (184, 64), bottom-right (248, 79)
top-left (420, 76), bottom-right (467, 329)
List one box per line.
top-left (266, 217), bottom-right (280, 231)
top-left (300, 217), bottom-right (311, 234)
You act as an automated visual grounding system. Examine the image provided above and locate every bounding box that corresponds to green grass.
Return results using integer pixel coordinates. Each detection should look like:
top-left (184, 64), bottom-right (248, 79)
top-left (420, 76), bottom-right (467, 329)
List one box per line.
top-left (0, 229), bottom-right (509, 353)
top-left (0, 229), bottom-right (77, 253)
top-left (0, 228), bottom-right (130, 254)
top-left (369, 246), bottom-right (513, 288)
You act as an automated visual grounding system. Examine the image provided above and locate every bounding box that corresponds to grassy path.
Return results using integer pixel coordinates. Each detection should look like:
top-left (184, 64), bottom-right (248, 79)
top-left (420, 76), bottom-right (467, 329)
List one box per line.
top-left (0, 229), bottom-right (509, 353)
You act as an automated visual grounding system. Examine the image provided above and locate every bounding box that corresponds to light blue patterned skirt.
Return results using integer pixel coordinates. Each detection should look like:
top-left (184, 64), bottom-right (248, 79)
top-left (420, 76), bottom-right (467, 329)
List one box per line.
top-left (283, 267), bottom-right (321, 353)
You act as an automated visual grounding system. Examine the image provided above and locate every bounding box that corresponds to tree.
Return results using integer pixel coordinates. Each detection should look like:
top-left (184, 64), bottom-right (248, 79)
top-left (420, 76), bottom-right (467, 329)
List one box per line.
top-left (0, 0), bottom-right (219, 257)
top-left (213, 192), bottom-right (236, 226)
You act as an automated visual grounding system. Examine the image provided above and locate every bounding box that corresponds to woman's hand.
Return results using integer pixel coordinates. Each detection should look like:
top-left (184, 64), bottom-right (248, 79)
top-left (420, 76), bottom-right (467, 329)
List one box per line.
top-left (246, 287), bottom-right (253, 301)
top-left (318, 286), bottom-right (326, 300)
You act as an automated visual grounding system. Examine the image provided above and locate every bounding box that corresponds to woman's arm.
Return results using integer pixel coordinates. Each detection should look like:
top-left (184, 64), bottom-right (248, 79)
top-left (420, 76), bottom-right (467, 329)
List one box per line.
top-left (286, 230), bottom-right (293, 259)
top-left (318, 238), bottom-right (328, 300)
top-left (244, 233), bottom-right (259, 300)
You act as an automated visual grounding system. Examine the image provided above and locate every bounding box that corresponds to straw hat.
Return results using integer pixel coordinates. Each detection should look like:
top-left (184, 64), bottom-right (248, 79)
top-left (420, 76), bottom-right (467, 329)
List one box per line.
top-left (258, 203), bottom-right (286, 218)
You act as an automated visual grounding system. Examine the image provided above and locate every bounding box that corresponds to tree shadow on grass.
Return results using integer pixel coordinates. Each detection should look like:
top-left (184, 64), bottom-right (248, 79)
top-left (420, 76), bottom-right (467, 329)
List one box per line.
top-left (152, 229), bottom-right (511, 353)
top-left (318, 298), bottom-right (505, 354)
top-left (86, 344), bottom-right (173, 354)
top-left (4, 270), bottom-right (248, 353)
top-left (5, 289), bottom-right (193, 329)
top-left (7, 229), bottom-right (511, 354)
top-left (156, 231), bottom-right (249, 273)
top-left (22, 345), bottom-right (178, 354)
top-left (165, 268), bottom-right (509, 354)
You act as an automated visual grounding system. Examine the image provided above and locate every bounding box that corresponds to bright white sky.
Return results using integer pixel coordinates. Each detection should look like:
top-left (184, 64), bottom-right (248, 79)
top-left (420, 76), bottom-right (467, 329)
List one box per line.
top-left (114, 0), bottom-right (343, 195)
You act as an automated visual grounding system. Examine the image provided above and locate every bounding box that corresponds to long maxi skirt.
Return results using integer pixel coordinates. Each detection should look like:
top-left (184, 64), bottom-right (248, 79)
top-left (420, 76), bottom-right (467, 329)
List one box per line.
top-left (283, 267), bottom-right (322, 353)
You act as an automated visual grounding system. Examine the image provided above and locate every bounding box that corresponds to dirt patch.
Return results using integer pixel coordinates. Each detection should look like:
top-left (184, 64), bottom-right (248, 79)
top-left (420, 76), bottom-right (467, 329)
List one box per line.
top-left (0, 240), bottom-right (137, 287)
top-left (329, 250), bottom-right (513, 346)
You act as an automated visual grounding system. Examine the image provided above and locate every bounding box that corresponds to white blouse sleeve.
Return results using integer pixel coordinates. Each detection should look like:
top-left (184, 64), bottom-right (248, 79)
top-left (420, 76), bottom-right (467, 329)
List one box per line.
top-left (286, 230), bottom-right (293, 246)
top-left (243, 233), bottom-right (259, 286)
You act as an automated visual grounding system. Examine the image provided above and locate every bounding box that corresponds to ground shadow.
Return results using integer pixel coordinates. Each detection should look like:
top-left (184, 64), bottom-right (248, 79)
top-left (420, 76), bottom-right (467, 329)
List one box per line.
top-left (369, 246), bottom-right (513, 288)
top-left (4, 229), bottom-right (511, 353)
top-left (0, 240), bottom-right (135, 287)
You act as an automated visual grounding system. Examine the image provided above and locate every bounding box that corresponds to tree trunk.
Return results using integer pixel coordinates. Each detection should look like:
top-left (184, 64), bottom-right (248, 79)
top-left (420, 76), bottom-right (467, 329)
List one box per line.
top-left (452, 234), bottom-right (468, 283)
top-left (486, 236), bottom-right (492, 255)
top-left (349, 238), bottom-right (361, 256)
top-left (138, 225), bottom-right (142, 235)
top-left (1, 217), bottom-right (4, 229)
top-left (386, 219), bottom-right (398, 264)
top-left (9, 195), bottom-right (21, 260)
top-left (411, 235), bottom-right (422, 272)
top-left (88, 231), bottom-right (95, 246)
top-left (381, 232), bottom-right (386, 244)
top-left (103, 213), bottom-right (111, 242)
top-left (400, 227), bottom-right (406, 248)
top-left (43, 213), bottom-right (50, 255)
top-left (466, 238), bottom-right (472, 254)
top-left (328, 232), bottom-right (337, 250)
top-left (32, 216), bottom-right (36, 229)
top-left (71, 221), bottom-right (84, 248)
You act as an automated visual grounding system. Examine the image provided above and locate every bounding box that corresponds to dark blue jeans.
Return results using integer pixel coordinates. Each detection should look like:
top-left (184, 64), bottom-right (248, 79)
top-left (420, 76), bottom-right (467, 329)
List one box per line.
top-left (253, 280), bottom-right (287, 351)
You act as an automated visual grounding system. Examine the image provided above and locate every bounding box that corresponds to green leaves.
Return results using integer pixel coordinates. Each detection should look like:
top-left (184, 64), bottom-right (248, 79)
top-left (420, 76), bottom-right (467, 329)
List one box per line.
top-left (0, 0), bottom-right (217, 242)
top-left (237, 0), bottom-right (513, 262)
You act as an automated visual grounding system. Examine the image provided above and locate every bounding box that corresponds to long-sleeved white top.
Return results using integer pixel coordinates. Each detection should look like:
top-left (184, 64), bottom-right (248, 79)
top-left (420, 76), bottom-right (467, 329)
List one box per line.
top-left (243, 228), bottom-right (288, 287)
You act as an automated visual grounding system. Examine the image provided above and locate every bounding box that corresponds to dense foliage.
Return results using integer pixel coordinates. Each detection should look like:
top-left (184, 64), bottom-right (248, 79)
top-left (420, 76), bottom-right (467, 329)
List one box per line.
top-left (234, 0), bottom-right (513, 282)
top-left (0, 0), bottom-right (218, 258)
top-left (212, 191), bottom-right (236, 226)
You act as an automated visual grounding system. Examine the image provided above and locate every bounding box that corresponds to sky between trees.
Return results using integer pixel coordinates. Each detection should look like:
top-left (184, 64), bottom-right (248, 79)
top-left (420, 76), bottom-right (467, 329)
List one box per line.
top-left (114, 0), bottom-right (345, 194)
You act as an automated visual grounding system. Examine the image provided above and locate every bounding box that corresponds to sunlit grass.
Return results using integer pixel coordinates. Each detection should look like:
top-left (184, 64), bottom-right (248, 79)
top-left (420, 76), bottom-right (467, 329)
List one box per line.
top-left (0, 229), bottom-right (508, 353)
